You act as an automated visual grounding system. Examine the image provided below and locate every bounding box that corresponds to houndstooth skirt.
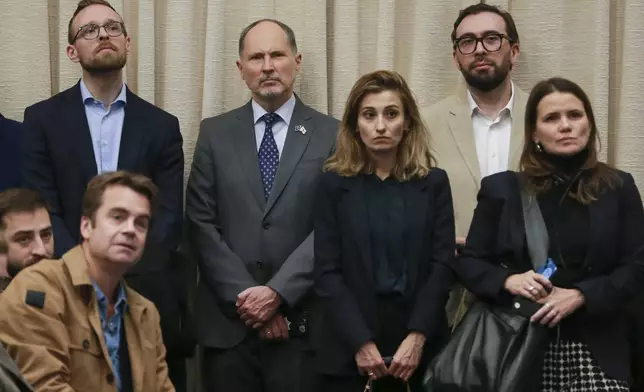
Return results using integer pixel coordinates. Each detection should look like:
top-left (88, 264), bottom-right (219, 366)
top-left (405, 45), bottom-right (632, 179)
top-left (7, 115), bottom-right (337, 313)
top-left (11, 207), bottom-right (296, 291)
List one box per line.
top-left (541, 341), bottom-right (630, 392)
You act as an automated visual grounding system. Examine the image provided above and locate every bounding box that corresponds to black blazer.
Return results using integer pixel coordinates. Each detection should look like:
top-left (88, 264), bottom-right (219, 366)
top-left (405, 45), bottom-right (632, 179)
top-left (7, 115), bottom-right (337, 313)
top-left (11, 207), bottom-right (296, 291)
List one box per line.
top-left (313, 168), bottom-right (455, 376)
top-left (455, 170), bottom-right (644, 382)
top-left (20, 82), bottom-right (191, 356)
top-left (0, 114), bottom-right (22, 192)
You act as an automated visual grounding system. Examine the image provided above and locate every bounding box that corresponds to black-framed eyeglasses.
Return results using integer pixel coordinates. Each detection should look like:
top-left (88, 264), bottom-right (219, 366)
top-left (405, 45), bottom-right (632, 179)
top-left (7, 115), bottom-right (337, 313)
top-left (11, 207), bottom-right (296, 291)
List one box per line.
top-left (453, 33), bottom-right (511, 55)
top-left (72, 21), bottom-right (126, 43)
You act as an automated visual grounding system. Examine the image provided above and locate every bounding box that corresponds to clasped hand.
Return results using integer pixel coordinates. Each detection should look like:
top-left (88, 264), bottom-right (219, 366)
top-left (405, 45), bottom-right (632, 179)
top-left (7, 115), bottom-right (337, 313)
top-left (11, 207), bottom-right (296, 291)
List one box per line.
top-left (355, 332), bottom-right (426, 382)
top-left (504, 271), bottom-right (585, 327)
top-left (236, 286), bottom-right (281, 329)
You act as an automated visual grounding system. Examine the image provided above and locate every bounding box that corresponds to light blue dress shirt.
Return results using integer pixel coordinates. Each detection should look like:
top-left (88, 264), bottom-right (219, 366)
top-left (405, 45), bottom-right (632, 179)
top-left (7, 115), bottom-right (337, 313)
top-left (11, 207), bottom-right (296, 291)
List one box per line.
top-left (252, 94), bottom-right (296, 158)
top-left (80, 80), bottom-right (127, 173)
top-left (92, 280), bottom-right (128, 391)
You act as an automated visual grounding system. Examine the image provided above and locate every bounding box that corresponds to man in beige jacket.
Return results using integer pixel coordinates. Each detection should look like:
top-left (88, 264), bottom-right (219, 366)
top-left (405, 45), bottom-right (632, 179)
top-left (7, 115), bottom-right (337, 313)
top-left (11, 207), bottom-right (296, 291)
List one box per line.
top-left (423, 3), bottom-right (528, 326)
top-left (0, 171), bottom-right (174, 392)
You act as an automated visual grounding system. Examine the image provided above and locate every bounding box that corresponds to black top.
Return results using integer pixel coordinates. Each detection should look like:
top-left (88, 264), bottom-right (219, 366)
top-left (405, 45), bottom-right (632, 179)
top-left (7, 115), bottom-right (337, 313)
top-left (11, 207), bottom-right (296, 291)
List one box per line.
top-left (537, 149), bottom-right (590, 288)
top-left (364, 174), bottom-right (408, 295)
top-left (536, 149), bottom-right (590, 341)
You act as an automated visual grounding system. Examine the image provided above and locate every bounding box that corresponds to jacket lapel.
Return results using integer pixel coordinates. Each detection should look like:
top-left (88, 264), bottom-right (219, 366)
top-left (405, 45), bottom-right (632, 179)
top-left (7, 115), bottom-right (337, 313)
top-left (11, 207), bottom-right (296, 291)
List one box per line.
top-left (403, 178), bottom-right (429, 291)
top-left (345, 176), bottom-right (374, 280)
top-left (232, 102), bottom-right (266, 209)
top-left (508, 87), bottom-right (528, 170)
top-left (117, 89), bottom-right (145, 171)
top-left (66, 82), bottom-right (98, 181)
top-left (125, 301), bottom-right (146, 392)
top-left (87, 297), bottom-right (116, 377)
top-left (264, 100), bottom-right (312, 216)
top-left (448, 91), bottom-right (481, 185)
top-left (509, 175), bottom-right (529, 268)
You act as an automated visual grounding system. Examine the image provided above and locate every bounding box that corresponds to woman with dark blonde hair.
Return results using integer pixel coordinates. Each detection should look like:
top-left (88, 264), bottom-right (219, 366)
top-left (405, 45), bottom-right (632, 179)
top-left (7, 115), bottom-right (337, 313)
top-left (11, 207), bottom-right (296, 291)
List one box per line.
top-left (313, 70), bottom-right (455, 391)
top-left (452, 77), bottom-right (644, 391)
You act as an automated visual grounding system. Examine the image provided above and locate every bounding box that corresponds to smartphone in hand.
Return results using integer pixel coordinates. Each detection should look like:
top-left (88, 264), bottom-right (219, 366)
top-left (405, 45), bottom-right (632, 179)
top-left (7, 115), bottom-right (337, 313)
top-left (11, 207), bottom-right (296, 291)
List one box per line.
top-left (513, 258), bottom-right (558, 318)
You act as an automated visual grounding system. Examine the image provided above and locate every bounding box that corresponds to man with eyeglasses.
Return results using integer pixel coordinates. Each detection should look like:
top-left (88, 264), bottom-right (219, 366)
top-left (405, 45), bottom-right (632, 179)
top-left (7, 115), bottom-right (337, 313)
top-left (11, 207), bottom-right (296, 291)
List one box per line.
top-left (20, 1), bottom-right (191, 390)
top-left (421, 3), bottom-right (529, 328)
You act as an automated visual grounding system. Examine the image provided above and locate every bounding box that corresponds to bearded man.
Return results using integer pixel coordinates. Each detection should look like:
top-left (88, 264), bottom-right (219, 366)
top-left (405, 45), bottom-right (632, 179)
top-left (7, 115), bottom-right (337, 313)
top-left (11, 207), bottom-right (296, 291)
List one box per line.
top-left (421, 3), bottom-right (529, 327)
top-left (20, 1), bottom-right (192, 390)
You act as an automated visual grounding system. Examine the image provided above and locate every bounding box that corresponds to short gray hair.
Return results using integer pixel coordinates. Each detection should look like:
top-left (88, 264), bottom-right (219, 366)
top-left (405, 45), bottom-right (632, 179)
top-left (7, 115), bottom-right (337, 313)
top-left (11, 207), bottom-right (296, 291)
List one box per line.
top-left (238, 19), bottom-right (298, 56)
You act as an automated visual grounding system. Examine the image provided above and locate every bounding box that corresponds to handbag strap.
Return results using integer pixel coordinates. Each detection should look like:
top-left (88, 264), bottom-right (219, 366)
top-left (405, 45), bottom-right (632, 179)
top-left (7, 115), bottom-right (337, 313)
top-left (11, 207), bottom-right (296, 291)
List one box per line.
top-left (519, 180), bottom-right (550, 271)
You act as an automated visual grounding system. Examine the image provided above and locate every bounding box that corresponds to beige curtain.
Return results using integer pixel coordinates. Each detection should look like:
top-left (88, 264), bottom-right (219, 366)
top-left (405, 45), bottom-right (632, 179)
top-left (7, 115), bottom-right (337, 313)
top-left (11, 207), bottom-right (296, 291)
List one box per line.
top-left (1, 0), bottom-right (643, 189)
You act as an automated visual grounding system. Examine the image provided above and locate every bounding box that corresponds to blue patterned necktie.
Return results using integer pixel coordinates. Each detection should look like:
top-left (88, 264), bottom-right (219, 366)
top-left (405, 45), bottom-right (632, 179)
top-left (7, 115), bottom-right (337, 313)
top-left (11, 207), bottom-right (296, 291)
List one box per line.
top-left (258, 112), bottom-right (281, 200)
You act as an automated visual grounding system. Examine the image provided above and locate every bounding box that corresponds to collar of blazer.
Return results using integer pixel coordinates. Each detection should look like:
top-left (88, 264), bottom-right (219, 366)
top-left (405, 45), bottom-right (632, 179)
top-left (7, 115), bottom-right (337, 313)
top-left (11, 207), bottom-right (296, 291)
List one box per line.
top-left (62, 245), bottom-right (149, 315)
top-left (65, 81), bottom-right (146, 180)
top-left (234, 96), bottom-right (316, 215)
top-left (447, 82), bottom-right (528, 186)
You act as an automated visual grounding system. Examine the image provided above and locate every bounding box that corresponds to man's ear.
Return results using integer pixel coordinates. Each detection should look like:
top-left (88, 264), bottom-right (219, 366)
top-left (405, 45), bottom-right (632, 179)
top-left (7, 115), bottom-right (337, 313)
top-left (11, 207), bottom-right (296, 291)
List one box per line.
top-left (80, 216), bottom-right (92, 240)
top-left (67, 45), bottom-right (80, 63)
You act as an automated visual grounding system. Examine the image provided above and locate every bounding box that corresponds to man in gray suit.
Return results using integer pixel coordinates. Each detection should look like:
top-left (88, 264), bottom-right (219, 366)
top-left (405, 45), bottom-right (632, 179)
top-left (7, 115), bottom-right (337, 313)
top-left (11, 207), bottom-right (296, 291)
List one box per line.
top-left (186, 18), bottom-right (338, 392)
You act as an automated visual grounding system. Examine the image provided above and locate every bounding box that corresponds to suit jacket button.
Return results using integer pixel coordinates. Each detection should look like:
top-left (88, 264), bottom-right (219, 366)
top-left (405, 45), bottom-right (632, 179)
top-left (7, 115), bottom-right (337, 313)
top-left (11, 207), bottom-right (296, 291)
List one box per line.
top-left (82, 339), bottom-right (90, 350)
top-left (262, 222), bottom-right (271, 229)
top-left (256, 261), bottom-right (263, 269)
top-left (106, 373), bottom-right (114, 384)
top-left (299, 325), bottom-right (306, 333)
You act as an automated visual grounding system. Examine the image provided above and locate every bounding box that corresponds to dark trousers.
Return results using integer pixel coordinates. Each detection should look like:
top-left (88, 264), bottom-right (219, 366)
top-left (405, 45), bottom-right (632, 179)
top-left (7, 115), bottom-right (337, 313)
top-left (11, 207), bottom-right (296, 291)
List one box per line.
top-left (201, 334), bottom-right (314, 392)
top-left (167, 356), bottom-right (187, 392)
top-left (316, 373), bottom-right (423, 392)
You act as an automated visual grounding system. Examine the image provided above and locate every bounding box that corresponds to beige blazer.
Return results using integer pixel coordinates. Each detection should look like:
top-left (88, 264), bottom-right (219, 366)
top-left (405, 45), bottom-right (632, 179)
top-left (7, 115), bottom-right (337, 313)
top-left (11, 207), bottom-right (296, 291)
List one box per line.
top-left (422, 85), bottom-right (529, 239)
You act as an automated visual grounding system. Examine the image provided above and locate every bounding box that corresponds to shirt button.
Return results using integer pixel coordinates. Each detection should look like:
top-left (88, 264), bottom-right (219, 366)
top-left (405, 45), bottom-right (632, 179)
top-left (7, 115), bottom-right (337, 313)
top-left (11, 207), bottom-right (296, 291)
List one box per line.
top-left (106, 373), bottom-right (114, 384)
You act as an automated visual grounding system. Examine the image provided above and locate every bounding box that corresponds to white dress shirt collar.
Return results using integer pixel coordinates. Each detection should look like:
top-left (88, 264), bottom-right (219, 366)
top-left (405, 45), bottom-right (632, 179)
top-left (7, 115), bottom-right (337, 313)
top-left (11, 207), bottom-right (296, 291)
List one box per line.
top-left (467, 81), bottom-right (515, 119)
top-left (252, 94), bottom-right (296, 126)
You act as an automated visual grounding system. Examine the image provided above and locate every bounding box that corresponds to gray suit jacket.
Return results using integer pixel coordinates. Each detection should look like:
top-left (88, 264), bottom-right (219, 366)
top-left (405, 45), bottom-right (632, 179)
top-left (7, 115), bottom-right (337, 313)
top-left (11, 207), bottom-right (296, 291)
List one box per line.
top-left (0, 344), bottom-right (32, 392)
top-left (186, 98), bottom-right (339, 348)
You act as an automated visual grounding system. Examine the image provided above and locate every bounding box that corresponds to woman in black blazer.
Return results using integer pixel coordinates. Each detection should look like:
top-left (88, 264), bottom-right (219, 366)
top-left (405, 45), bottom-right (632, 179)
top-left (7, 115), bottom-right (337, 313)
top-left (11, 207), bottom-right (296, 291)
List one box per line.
top-left (313, 70), bottom-right (455, 392)
top-left (454, 77), bottom-right (644, 392)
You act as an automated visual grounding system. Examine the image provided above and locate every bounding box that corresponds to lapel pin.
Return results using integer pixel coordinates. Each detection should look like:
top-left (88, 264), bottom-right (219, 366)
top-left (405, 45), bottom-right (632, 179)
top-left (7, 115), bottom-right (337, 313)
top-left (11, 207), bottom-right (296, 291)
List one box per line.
top-left (295, 125), bottom-right (307, 135)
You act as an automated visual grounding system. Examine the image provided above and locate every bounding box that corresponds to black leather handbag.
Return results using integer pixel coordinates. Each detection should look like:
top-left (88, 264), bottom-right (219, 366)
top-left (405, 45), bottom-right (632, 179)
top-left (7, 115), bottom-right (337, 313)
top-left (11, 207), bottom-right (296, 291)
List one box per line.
top-left (422, 182), bottom-right (551, 392)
